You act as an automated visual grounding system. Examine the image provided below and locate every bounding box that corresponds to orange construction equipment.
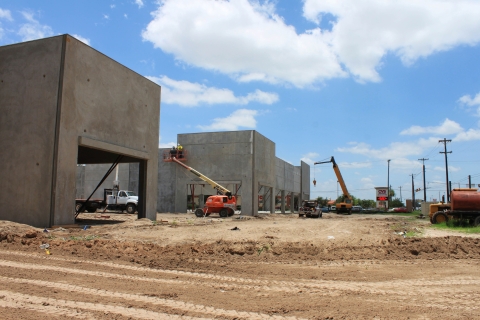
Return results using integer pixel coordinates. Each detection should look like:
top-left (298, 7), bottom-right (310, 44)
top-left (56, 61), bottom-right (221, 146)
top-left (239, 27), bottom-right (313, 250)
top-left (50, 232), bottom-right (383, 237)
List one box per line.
top-left (169, 156), bottom-right (236, 218)
top-left (163, 146), bottom-right (187, 162)
top-left (314, 156), bottom-right (353, 215)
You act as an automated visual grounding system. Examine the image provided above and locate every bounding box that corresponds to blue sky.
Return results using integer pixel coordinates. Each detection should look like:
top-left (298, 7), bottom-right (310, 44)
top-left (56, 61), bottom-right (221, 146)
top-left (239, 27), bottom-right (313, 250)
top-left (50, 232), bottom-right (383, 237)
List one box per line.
top-left (2, 0), bottom-right (480, 202)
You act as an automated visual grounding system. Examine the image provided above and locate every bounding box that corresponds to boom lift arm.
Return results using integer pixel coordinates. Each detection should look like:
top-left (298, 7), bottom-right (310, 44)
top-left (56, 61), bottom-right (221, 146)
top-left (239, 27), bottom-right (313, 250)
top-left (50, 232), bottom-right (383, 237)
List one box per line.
top-left (172, 157), bottom-right (232, 198)
top-left (314, 156), bottom-right (352, 214)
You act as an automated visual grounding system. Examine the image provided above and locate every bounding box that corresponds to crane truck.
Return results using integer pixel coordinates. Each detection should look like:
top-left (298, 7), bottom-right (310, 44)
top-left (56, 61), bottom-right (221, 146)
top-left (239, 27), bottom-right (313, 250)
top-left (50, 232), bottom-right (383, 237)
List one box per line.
top-left (170, 157), bottom-right (236, 218)
top-left (314, 156), bottom-right (353, 215)
top-left (430, 188), bottom-right (480, 226)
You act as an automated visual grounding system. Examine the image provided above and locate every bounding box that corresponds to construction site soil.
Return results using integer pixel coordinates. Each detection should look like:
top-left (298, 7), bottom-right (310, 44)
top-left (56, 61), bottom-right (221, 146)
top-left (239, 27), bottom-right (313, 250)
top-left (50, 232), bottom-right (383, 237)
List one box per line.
top-left (1, 212), bottom-right (480, 319)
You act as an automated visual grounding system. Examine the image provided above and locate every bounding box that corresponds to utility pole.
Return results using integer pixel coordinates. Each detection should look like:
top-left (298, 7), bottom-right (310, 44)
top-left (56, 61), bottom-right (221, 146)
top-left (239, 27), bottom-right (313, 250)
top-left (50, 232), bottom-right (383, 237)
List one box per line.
top-left (410, 174), bottom-right (415, 212)
top-left (469, 175), bottom-right (472, 188)
top-left (387, 159), bottom-right (391, 210)
top-left (439, 138), bottom-right (452, 202)
top-left (418, 158), bottom-right (428, 202)
top-left (399, 186), bottom-right (402, 203)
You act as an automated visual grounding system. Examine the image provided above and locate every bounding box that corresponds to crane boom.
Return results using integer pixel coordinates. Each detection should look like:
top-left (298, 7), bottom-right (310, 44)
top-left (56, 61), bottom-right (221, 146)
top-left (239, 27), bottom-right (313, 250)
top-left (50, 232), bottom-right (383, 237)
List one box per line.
top-left (314, 156), bottom-right (352, 214)
top-left (171, 157), bottom-right (232, 197)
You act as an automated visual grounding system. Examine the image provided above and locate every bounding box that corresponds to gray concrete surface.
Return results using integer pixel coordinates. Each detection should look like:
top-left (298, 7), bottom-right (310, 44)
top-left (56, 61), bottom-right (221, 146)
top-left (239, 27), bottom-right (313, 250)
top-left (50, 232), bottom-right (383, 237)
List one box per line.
top-left (158, 130), bottom-right (309, 216)
top-left (0, 35), bottom-right (160, 227)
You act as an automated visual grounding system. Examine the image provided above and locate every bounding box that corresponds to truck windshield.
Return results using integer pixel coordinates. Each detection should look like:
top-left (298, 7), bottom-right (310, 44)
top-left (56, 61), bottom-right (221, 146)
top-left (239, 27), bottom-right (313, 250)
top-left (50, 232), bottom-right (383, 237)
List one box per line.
top-left (126, 191), bottom-right (137, 197)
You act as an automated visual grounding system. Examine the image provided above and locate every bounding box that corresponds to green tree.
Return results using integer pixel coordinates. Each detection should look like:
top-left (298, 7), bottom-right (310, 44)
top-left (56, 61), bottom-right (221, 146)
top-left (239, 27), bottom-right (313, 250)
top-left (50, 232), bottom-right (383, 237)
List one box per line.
top-left (390, 198), bottom-right (404, 208)
top-left (315, 196), bottom-right (328, 206)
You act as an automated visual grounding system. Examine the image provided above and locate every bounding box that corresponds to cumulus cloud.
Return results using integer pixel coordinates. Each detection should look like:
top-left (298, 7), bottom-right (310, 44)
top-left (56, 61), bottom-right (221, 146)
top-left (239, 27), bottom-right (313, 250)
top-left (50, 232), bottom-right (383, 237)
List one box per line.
top-left (142, 0), bottom-right (480, 86)
top-left (459, 91), bottom-right (480, 117)
top-left (17, 11), bottom-right (53, 41)
top-left (72, 34), bottom-right (90, 46)
top-left (454, 129), bottom-right (480, 142)
top-left (0, 8), bottom-right (13, 21)
top-left (303, 0), bottom-right (480, 82)
top-left (197, 109), bottom-right (258, 131)
top-left (142, 0), bottom-right (346, 88)
top-left (135, 0), bottom-right (144, 8)
top-left (336, 137), bottom-right (438, 162)
top-left (301, 152), bottom-right (320, 166)
top-left (146, 75), bottom-right (278, 107)
top-left (434, 166), bottom-right (460, 173)
top-left (400, 119), bottom-right (463, 136)
top-left (338, 161), bottom-right (372, 169)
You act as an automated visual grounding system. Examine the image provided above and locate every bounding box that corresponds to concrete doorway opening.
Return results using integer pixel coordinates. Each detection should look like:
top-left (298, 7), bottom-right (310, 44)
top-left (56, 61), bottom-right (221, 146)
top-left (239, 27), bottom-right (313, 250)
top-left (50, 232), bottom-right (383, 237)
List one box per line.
top-left (75, 143), bottom-right (149, 221)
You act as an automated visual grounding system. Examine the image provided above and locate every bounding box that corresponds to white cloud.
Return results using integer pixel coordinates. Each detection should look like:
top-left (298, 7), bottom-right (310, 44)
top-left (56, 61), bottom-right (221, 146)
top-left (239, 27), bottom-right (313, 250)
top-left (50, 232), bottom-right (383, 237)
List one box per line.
top-left (159, 141), bottom-right (177, 149)
top-left (72, 34), bottom-right (90, 46)
top-left (18, 11), bottom-right (53, 41)
top-left (400, 119), bottom-right (463, 136)
top-left (459, 92), bottom-right (480, 107)
top-left (458, 92), bottom-right (480, 117)
top-left (103, 14), bottom-right (109, 20)
top-left (303, 0), bottom-right (480, 82)
top-left (142, 0), bottom-right (480, 86)
top-left (197, 109), bottom-right (258, 131)
top-left (336, 137), bottom-right (439, 170)
top-left (0, 8), bottom-right (13, 21)
top-left (110, 5), bottom-right (116, 9)
top-left (301, 152), bottom-right (320, 165)
top-left (146, 75), bottom-right (278, 107)
top-left (338, 161), bottom-right (372, 169)
top-left (142, 0), bottom-right (346, 88)
top-left (454, 129), bottom-right (480, 142)
top-left (434, 166), bottom-right (460, 173)
top-left (135, 0), bottom-right (144, 8)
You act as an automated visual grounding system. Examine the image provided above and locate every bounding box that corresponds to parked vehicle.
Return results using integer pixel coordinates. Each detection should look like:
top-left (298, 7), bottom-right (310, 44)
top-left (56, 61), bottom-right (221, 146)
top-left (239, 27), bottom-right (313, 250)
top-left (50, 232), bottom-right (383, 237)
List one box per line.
top-left (321, 206), bottom-right (330, 213)
top-left (393, 207), bottom-right (408, 213)
top-left (76, 189), bottom-right (138, 214)
top-left (352, 205), bottom-right (363, 212)
top-left (430, 188), bottom-right (480, 226)
top-left (299, 200), bottom-right (322, 218)
top-left (330, 205), bottom-right (336, 212)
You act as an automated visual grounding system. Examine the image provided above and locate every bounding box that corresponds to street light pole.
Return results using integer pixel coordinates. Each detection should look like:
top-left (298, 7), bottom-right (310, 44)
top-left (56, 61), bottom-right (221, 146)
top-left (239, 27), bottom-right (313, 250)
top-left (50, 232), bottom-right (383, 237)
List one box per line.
top-left (387, 159), bottom-right (391, 210)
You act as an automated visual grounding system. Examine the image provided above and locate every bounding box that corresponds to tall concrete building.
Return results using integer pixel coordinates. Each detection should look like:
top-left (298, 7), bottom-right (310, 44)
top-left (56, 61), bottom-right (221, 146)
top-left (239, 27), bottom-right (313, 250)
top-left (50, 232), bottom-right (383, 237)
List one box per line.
top-left (0, 35), bottom-right (160, 227)
top-left (158, 131), bottom-right (310, 216)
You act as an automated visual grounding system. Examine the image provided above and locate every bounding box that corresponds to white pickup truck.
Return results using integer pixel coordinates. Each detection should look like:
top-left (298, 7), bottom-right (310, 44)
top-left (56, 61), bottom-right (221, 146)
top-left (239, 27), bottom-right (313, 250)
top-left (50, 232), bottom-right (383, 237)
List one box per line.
top-left (75, 189), bottom-right (138, 214)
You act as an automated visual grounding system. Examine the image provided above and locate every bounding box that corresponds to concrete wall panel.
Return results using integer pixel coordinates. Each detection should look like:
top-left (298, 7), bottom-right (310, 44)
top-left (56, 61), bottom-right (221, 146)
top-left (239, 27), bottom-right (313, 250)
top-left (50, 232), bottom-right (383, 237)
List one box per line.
top-left (0, 37), bottom-right (63, 227)
top-left (1, 35), bottom-right (160, 227)
top-left (54, 35), bottom-right (160, 224)
top-left (176, 131), bottom-right (254, 214)
top-left (157, 148), bottom-right (177, 212)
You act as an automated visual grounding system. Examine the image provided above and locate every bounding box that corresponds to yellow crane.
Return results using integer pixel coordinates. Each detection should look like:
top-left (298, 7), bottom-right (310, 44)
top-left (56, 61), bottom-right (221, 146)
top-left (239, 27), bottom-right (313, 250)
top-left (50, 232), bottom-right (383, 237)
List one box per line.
top-left (314, 156), bottom-right (353, 215)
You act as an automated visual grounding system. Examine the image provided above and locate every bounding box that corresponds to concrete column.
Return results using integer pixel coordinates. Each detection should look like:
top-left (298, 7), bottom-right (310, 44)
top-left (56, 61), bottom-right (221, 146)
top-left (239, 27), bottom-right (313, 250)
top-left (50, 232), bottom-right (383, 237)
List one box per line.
top-left (280, 190), bottom-right (285, 213)
top-left (290, 193), bottom-right (295, 213)
top-left (270, 187), bottom-right (275, 214)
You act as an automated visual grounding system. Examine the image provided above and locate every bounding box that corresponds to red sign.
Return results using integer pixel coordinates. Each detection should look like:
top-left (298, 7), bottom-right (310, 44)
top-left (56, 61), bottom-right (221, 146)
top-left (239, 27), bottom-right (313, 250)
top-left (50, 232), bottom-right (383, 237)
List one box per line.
top-left (377, 196), bottom-right (388, 201)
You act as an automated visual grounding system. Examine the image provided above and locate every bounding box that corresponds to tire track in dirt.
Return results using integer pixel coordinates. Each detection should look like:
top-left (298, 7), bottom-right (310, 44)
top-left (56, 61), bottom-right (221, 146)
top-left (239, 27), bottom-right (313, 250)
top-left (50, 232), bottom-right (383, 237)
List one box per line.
top-left (0, 290), bottom-right (208, 319)
top-left (2, 252), bottom-right (480, 308)
top-left (0, 272), bottom-right (306, 319)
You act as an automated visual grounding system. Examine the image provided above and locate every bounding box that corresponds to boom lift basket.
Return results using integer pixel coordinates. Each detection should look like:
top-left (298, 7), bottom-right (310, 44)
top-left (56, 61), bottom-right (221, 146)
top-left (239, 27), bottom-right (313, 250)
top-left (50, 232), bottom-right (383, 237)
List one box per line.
top-left (163, 149), bottom-right (187, 162)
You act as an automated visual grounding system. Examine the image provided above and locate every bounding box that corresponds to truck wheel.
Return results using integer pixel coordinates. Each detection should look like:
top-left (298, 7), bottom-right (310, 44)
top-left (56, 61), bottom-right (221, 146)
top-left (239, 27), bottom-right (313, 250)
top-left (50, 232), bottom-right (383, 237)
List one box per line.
top-left (474, 216), bottom-right (480, 227)
top-left (126, 204), bottom-right (137, 214)
top-left (87, 208), bottom-right (97, 213)
top-left (228, 209), bottom-right (234, 217)
top-left (195, 208), bottom-right (205, 217)
top-left (219, 208), bottom-right (229, 218)
top-left (432, 211), bottom-right (448, 224)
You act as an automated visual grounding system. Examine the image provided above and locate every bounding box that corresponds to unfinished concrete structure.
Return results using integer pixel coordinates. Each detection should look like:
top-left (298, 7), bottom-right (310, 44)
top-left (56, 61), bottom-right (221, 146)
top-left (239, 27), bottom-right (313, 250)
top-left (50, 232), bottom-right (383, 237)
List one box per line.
top-left (158, 130), bottom-right (310, 215)
top-left (0, 35), bottom-right (160, 227)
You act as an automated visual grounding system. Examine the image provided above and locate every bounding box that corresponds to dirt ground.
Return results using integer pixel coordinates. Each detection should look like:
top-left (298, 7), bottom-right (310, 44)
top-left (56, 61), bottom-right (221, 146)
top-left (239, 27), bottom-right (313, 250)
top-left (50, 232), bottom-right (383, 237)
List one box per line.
top-left (1, 211), bottom-right (480, 319)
